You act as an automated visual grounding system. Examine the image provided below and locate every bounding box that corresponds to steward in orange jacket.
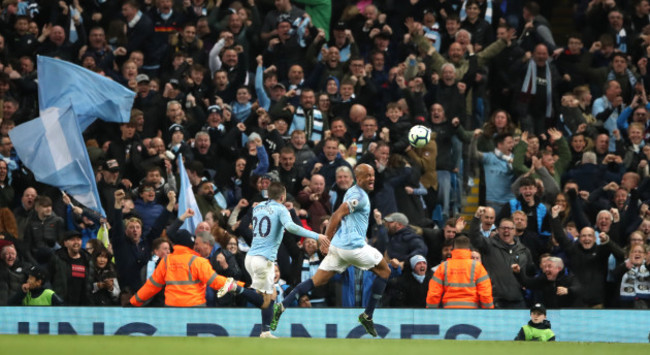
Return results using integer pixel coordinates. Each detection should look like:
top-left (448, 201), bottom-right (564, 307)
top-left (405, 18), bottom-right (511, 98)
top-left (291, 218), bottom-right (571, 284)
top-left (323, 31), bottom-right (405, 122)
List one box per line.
top-left (130, 230), bottom-right (243, 307)
top-left (426, 236), bottom-right (494, 309)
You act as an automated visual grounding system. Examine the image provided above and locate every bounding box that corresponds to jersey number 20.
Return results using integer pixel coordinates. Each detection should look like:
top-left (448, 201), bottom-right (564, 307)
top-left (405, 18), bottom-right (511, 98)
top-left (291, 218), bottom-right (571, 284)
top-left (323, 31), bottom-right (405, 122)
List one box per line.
top-left (252, 216), bottom-right (271, 238)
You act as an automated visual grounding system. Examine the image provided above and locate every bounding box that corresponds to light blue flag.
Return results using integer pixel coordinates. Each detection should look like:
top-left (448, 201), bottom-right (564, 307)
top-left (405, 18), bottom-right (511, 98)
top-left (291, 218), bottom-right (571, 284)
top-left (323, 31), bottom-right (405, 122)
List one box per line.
top-left (9, 104), bottom-right (106, 217)
top-left (37, 55), bottom-right (135, 131)
top-left (177, 154), bottom-right (202, 233)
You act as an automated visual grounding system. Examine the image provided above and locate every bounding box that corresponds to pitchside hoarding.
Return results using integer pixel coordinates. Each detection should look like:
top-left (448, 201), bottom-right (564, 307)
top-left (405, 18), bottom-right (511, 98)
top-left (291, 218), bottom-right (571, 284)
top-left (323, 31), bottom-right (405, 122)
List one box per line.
top-left (1, 308), bottom-right (648, 342)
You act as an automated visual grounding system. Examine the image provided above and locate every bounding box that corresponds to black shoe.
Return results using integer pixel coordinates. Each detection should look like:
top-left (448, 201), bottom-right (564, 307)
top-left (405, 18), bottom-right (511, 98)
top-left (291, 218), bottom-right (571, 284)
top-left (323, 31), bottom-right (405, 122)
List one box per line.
top-left (358, 313), bottom-right (377, 337)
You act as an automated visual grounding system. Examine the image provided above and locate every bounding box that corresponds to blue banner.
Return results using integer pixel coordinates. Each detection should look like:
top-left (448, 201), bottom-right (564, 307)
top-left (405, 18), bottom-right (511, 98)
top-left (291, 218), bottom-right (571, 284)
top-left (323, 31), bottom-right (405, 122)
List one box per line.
top-left (0, 308), bottom-right (648, 342)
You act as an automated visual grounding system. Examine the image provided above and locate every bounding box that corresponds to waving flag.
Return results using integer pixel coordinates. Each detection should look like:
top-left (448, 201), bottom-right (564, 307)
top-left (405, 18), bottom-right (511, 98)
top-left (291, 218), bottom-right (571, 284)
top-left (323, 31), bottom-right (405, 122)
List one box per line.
top-left (177, 154), bottom-right (202, 232)
top-left (10, 104), bottom-right (106, 216)
top-left (37, 55), bottom-right (135, 131)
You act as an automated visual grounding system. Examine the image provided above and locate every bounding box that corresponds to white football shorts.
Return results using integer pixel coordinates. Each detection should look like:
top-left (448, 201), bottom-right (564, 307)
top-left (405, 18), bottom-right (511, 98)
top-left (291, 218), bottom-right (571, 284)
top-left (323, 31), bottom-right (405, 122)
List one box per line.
top-left (244, 254), bottom-right (275, 294)
top-left (319, 244), bottom-right (383, 273)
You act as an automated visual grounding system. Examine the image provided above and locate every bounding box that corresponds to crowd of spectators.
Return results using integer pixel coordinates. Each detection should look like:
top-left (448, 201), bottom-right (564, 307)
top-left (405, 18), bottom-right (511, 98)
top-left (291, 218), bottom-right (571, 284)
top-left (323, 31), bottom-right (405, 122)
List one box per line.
top-left (0, 0), bottom-right (650, 310)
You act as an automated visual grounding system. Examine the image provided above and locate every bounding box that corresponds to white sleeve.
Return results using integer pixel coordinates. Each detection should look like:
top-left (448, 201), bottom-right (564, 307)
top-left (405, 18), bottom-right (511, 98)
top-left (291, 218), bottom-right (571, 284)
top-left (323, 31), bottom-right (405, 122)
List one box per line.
top-left (209, 39), bottom-right (226, 77)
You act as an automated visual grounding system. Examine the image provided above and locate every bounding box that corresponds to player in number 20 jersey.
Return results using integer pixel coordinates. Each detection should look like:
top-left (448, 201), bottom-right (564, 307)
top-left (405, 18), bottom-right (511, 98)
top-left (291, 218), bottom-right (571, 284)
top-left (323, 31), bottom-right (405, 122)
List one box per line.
top-left (248, 198), bottom-right (320, 261)
top-left (218, 182), bottom-right (323, 338)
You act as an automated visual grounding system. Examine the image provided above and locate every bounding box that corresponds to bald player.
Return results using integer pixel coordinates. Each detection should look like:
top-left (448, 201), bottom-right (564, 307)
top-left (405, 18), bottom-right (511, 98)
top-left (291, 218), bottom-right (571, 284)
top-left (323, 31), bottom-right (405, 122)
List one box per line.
top-left (271, 164), bottom-right (390, 337)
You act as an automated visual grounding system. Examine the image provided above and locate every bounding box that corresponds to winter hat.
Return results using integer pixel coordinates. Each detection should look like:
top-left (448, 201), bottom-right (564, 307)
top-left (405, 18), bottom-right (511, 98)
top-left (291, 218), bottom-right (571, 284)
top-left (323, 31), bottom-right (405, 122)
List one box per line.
top-left (173, 229), bottom-right (195, 249)
top-left (409, 255), bottom-right (427, 270)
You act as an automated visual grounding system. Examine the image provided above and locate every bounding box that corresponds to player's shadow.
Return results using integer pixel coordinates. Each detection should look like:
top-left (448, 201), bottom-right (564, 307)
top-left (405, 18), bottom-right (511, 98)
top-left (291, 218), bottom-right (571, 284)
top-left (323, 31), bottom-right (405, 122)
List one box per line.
top-left (346, 324), bottom-right (389, 338)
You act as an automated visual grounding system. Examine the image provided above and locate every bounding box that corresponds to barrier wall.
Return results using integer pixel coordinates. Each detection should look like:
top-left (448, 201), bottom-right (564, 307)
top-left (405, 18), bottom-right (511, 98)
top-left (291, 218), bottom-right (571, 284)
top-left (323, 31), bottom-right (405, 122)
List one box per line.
top-left (1, 308), bottom-right (649, 342)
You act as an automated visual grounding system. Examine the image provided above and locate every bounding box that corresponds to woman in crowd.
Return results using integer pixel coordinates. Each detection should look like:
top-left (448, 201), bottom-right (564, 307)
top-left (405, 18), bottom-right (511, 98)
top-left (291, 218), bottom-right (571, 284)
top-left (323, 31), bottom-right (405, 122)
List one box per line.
top-left (614, 243), bottom-right (650, 309)
top-left (0, 161), bottom-right (14, 209)
top-left (90, 248), bottom-right (121, 306)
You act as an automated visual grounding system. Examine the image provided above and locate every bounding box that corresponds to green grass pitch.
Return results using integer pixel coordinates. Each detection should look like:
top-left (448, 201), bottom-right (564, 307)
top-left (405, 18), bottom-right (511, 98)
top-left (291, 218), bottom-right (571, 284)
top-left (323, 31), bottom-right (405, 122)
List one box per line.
top-left (1, 335), bottom-right (647, 355)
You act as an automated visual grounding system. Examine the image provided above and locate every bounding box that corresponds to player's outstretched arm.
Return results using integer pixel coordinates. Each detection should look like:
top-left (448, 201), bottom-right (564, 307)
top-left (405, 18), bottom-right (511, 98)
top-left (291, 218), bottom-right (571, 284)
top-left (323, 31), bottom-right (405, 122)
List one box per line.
top-left (280, 207), bottom-right (321, 240)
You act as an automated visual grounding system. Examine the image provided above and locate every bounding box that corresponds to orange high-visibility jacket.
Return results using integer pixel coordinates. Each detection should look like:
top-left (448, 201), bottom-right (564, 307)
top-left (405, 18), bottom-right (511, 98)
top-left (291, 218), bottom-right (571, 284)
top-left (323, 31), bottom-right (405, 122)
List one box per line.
top-left (426, 249), bottom-right (494, 309)
top-left (130, 245), bottom-right (238, 307)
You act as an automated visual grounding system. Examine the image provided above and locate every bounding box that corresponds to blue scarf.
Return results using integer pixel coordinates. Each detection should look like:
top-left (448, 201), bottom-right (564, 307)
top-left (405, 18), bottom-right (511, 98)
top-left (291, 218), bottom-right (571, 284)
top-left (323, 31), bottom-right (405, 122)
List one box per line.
top-left (607, 68), bottom-right (636, 88)
top-left (160, 10), bottom-right (173, 21)
top-left (412, 272), bottom-right (425, 284)
top-left (494, 148), bottom-right (513, 170)
top-left (521, 59), bottom-right (553, 117)
top-left (615, 28), bottom-right (627, 53)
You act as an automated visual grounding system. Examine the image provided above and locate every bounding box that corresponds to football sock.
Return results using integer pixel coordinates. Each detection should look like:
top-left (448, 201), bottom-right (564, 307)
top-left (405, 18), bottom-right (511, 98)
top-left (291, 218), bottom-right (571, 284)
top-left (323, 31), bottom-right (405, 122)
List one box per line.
top-left (261, 300), bottom-right (275, 332)
top-left (364, 277), bottom-right (387, 319)
top-left (282, 279), bottom-right (314, 309)
top-left (240, 287), bottom-right (264, 308)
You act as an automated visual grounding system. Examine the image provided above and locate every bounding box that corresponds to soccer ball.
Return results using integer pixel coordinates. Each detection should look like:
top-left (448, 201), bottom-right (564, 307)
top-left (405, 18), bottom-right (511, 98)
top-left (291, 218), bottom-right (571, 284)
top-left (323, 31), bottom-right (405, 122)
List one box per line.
top-left (408, 125), bottom-right (431, 148)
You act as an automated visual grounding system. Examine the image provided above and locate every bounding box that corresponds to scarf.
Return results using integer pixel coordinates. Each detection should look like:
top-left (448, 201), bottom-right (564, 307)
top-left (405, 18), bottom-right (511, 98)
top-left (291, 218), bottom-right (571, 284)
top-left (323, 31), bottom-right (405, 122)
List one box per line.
top-left (616, 28), bottom-right (627, 53)
top-left (423, 22), bottom-right (441, 51)
top-left (494, 148), bottom-right (513, 170)
top-left (297, 17), bottom-right (310, 47)
top-left (301, 253), bottom-right (320, 282)
top-left (412, 272), bottom-right (425, 284)
top-left (356, 133), bottom-right (376, 160)
top-left (68, 5), bottom-right (81, 43)
top-left (274, 278), bottom-right (286, 304)
top-left (620, 263), bottom-right (650, 300)
top-left (607, 68), bottom-right (636, 88)
top-left (127, 11), bottom-right (142, 29)
top-left (146, 255), bottom-right (160, 279)
top-left (160, 10), bottom-right (173, 21)
top-left (460, 0), bottom-right (493, 24)
top-left (193, 6), bottom-right (207, 16)
top-left (293, 106), bottom-right (324, 142)
top-left (521, 59), bottom-right (553, 117)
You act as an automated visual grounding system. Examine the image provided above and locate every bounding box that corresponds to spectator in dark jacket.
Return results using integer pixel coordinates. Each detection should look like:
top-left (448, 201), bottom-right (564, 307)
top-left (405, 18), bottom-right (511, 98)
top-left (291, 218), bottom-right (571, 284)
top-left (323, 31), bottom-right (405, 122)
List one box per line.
top-left (13, 187), bottom-right (37, 240)
top-left (514, 256), bottom-right (582, 308)
top-left (296, 174), bottom-right (331, 233)
top-left (193, 229), bottom-right (241, 307)
top-left (133, 181), bottom-right (165, 237)
top-left (469, 206), bottom-right (534, 308)
top-left (0, 242), bottom-right (31, 305)
top-left (105, 120), bottom-right (145, 184)
top-left (23, 196), bottom-right (65, 266)
top-left (48, 230), bottom-right (93, 306)
top-left (108, 189), bottom-right (174, 292)
top-left (385, 255), bottom-right (431, 307)
top-left (383, 102), bottom-right (411, 154)
top-left (89, 248), bottom-right (120, 306)
top-left (121, 0), bottom-right (157, 74)
top-left (381, 213), bottom-right (428, 270)
top-left (303, 137), bottom-right (352, 188)
top-left (549, 205), bottom-right (624, 307)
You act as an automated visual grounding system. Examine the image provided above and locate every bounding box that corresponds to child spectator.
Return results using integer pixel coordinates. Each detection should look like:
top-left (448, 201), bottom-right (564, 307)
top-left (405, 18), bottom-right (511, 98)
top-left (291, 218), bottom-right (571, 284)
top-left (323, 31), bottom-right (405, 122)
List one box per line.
top-left (9, 265), bottom-right (63, 306)
top-left (231, 86), bottom-right (253, 123)
top-left (514, 303), bottom-right (555, 341)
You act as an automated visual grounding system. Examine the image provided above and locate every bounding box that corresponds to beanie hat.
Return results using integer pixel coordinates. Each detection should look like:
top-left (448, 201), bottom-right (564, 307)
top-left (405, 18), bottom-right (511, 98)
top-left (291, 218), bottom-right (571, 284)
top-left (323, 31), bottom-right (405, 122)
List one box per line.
top-left (173, 229), bottom-right (195, 249)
